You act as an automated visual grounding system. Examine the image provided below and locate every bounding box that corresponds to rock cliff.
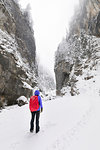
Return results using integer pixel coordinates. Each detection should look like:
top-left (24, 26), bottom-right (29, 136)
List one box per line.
top-left (55, 0), bottom-right (100, 96)
top-left (0, 0), bottom-right (37, 108)
top-left (70, 0), bottom-right (100, 37)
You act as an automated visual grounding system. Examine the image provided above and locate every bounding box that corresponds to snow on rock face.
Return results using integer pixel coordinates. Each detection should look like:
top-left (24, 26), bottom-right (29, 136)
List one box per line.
top-left (0, 0), bottom-right (36, 108)
top-left (17, 96), bottom-right (27, 102)
top-left (55, 31), bottom-right (100, 96)
top-left (17, 96), bottom-right (28, 106)
top-left (55, 0), bottom-right (100, 96)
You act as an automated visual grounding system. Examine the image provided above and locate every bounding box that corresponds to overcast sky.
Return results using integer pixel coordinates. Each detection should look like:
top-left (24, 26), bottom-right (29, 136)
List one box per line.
top-left (19, 0), bottom-right (79, 77)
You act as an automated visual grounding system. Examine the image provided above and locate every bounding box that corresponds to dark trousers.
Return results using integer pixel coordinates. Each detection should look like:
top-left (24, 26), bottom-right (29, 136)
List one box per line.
top-left (30, 111), bottom-right (40, 132)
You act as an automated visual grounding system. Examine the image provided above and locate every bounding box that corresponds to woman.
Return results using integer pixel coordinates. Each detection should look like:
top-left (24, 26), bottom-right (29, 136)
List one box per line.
top-left (29, 90), bottom-right (43, 133)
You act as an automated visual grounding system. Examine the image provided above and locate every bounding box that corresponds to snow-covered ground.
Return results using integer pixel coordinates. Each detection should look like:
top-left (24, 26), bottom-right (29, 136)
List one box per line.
top-left (0, 95), bottom-right (100, 150)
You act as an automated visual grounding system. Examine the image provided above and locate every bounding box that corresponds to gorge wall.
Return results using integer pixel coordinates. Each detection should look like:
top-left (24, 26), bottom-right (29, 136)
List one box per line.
top-left (0, 0), bottom-right (37, 108)
top-left (55, 0), bottom-right (100, 96)
top-left (70, 0), bottom-right (100, 36)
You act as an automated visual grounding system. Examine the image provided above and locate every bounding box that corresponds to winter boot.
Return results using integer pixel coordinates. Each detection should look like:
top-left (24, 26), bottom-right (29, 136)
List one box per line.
top-left (36, 126), bottom-right (40, 133)
top-left (30, 129), bottom-right (33, 133)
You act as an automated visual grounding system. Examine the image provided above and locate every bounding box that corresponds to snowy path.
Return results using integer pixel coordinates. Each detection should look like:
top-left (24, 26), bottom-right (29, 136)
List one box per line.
top-left (0, 95), bottom-right (100, 150)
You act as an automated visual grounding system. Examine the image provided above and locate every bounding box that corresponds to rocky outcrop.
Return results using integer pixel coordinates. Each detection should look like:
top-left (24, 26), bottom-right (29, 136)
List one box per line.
top-left (17, 96), bottom-right (28, 107)
top-left (0, 0), bottom-right (36, 108)
top-left (54, 61), bottom-right (72, 95)
top-left (55, 0), bottom-right (100, 96)
top-left (70, 0), bottom-right (100, 37)
top-left (1, 0), bottom-right (36, 66)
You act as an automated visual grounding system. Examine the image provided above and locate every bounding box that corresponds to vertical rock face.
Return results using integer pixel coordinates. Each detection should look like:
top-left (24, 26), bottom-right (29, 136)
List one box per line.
top-left (0, 0), bottom-right (37, 108)
top-left (55, 0), bottom-right (100, 96)
top-left (2, 0), bottom-right (36, 66)
top-left (70, 0), bottom-right (100, 36)
top-left (54, 61), bottom-right (72, 95)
